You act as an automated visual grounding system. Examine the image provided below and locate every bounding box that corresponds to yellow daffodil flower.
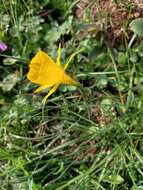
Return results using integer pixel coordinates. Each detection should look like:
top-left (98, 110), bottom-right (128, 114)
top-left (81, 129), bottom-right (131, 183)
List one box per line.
top-left (27, 44), bottom-right (81, 103)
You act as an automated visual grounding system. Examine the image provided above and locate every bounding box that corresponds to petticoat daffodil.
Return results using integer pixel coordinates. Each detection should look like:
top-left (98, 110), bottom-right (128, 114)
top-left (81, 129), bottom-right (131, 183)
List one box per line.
top-left (27, 44), bottom-right (81, 103)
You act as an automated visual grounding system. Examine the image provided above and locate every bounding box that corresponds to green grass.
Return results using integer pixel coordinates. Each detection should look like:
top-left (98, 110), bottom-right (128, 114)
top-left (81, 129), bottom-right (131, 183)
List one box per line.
top-left (0, 0), bottom-right (143, 189)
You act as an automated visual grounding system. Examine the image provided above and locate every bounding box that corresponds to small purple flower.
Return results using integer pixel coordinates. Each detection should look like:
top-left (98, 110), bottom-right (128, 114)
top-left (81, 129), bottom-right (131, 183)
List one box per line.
top-left (0, 42), bottom-right (8, 52)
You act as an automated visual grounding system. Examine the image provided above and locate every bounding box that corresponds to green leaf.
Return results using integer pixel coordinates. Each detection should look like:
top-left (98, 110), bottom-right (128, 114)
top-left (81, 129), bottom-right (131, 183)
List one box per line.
top-left (0, 73), bottom-right (20, 92)
top-left (59, 85), bottom-right (77, 92)
top-left (103, 174), bottom-right (124, 184)
top-left (130, 18), bottom-right (143, 36)
top-left (129, 51), bottom-right (138, 63)
top-left (137, 44), bottom-right (143, 57)
top-left (96, 75), bottom-right (108, 89)
top-left (45, 16), bottom-right (73, 43)
top-left (3, 57), bottom-right (17, 65)
top-left (51, 0), bottom-right (68, 10)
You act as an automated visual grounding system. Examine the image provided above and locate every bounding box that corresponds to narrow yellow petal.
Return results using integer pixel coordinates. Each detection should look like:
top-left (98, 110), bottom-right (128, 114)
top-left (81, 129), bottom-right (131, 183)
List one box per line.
top-left (34, 84), bottom-right (52, 93)
top-left (63, 72), bottom-right (79, 86)
top-left (64, 49), bottom-right (84, 71)
top-left (56, 43), bottom-right (61, 66)
top-left (42, 84), bottom-right (59, 103)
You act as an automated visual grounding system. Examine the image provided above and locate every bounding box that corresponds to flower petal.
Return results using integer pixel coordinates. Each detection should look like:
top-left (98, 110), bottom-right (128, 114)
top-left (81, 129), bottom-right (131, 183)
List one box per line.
top-left (64, 49), bottom-right (83, 70)
top-left (34, 84), bottom-right (52, 93)
top-left (0, 42), bottom-right (7, 52)
top-left (56, 43), bottom-right (61, 66)
top-left (42, 84), bottom-right (59, 103)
